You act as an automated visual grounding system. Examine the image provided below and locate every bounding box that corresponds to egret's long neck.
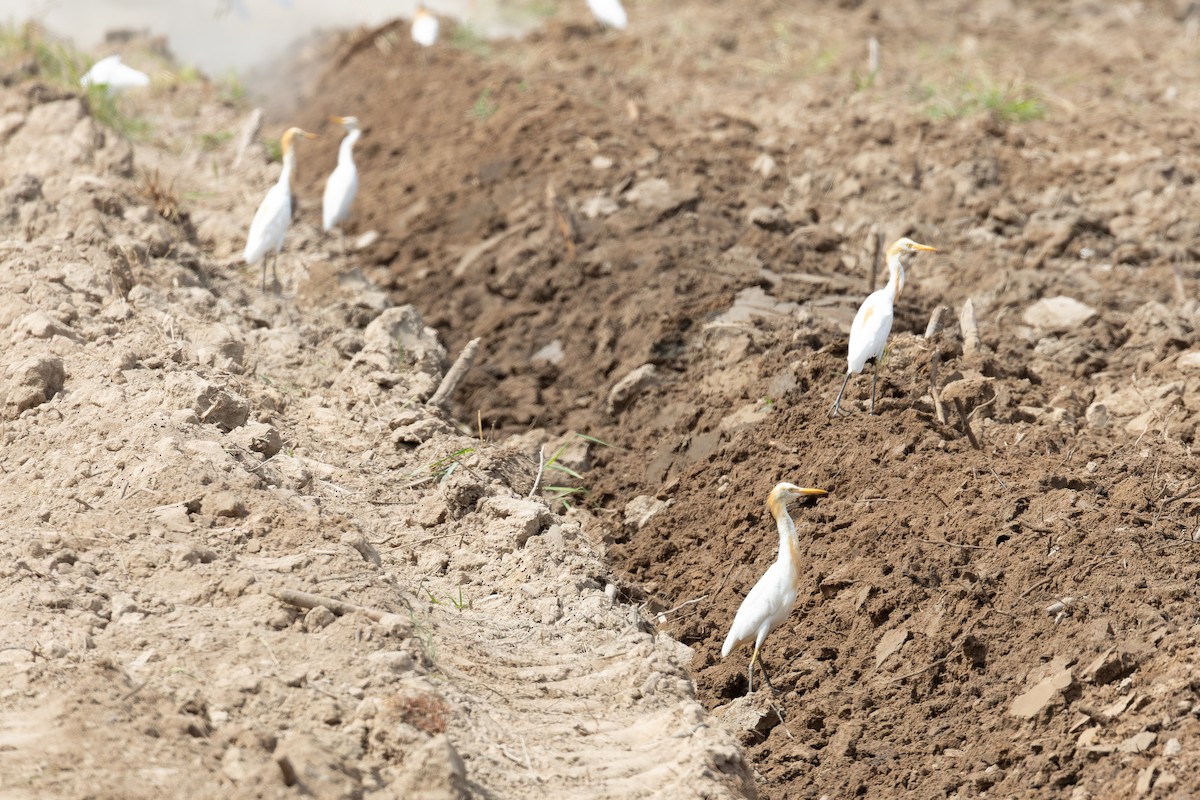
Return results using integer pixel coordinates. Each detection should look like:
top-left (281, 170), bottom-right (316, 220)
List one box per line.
top-left (884, 253), bottom-right (905, 305)
top-left (769, 497), bottom-right (799, 562)
top-left (338, 129), bottom-right (360, 167)
top-left (279, 146), bottom-right (297, 190)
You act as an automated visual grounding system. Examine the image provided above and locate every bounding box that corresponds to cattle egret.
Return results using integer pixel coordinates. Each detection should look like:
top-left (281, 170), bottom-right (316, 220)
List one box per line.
top-left (830, 237), bottom-right (938, 417)
top-left (412, 5), bottom-right (440, 47)
top-left (587, 0), bottom-right (628, 29)
top-left (243, 127), bottom-right (317, 292)
top-left (80, 55), bottom-right (150, 95)
top-left (722, 482), bottom-right (828, 693)
top-left (322, 115), bottom-right (361, 252)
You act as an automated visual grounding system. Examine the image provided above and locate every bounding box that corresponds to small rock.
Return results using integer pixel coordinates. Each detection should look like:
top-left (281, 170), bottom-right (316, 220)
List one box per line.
top-left (1022, 296), bottom-right (1097, 332)
top-left (1085, 402), bottom-right (1109, 428)
top-left (304, 606), bottom-right (336, 632)
top-left (624, 177), bottom-right (698, 217)
top-left (367, 651), bottom-right (416, 673)
top-left (591, 155), bottom-right (613, 170)
top-left (712, 694), bottom-right (778, 745)
top-left (229, 421), bottom-right (283, 458)
top-left (1135, 766), bottom-right (1155, 796)
top-left (1164, 737), bottom-right (1181, 757)
top-left (391, 734), bottom-right (469, 800)
top-left (751, 153), bottom-right (778, 180)
top-left (1082, 648), bottom-right (1137, 685)
top-left (4, 355), bottom-right (64, 417)
top-left (1009, 670), bottom-right (1073, 718)
top-left (607, 364), bottom-right (660, 414)
top-left (478, 496), bottom-right (551, 549)
top-left (531, 340), bottom-right (564, 365)
top-left (1177, 351), bottom-right (1200, 371)
top-left (581, 195), bottom-right (619, 218)
top-left (169, 374), bottom-right (250, 432)
top-left (203, 491), bottom-right (247, 519)
top-left (623, 495), bottom-right (671, 530)
top-left (1118, 731), bottom-right (1156, 754)
top-left (273, 732), bottom-right (360, 796)
top-left (748, 206), bottom-right (788, 231)
top-left (12, 310), bottom-right (70, 340)
top-left (191, 323), bottom-right (246, 373)
top-left (354, 230), bottom-right (380, 250)
top-left (341, 533), bottom-right (381, 567)
top-left (221, 746), bottom-right (252, 783)
top-left (875, 627), bottom-right (910, 668)
top-left (535, 595), bottom-right (561, 624)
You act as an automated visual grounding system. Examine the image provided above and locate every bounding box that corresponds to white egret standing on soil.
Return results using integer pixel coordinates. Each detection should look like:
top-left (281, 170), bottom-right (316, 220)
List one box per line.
top-left (587, 0), bottom-right (628, 29)
top-left (722, 482), bottom-right (828, 693)
top-left (830, 237), bottom-right (938, 417)
top-left (322, 115), bottom-right (362, 252)
top-left (80, 55), bottom-right (149, 94)
top-left (243, 127), bottom-right (317, 293)
top-left (411, 5), bottom-right (440, 47)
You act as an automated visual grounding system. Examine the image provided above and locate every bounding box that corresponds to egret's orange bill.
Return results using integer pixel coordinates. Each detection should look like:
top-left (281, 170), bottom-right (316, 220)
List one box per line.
top-left (796, 488), bottom-right (828, 496)
top-left (912, 243), bottom-right (938, 252)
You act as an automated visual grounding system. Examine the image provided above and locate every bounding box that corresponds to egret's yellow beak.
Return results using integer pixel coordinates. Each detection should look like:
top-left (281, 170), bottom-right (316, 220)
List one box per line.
top-left (912, 243), bottom-right (938, 252)
top-left (329, 116), bottom-right (346, 124)
top-left (797, 488), bottom-right (828, 497)
top-left (301, 130), bottom-right (319, 139)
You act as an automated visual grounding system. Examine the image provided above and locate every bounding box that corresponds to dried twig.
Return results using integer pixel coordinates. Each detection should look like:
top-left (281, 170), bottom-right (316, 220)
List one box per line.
top-left (427, 337), bottom-right (481, 410)
top-left (926, 305), bottom-right (950, 423)
top-left (655, 595), bottom-right (709, 620)
top-left (270, 588), bottom-right (407, 627)
top-left (233, 107), bottom-right (264, 168)
top-left (954, 398), bottom-right (981, 449)
top-left (528, 445), bottom-right (546, 498)
top-left (960, 298), bottom-right (982, 358)
top-left (917, 538), bottom-right (992, 550)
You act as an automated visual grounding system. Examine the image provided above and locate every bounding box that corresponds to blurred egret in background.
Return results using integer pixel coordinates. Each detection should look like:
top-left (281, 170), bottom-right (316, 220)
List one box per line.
top-left (411, 5), bottom-right (440, 46)
top-left (587, 0), bottom-right (627, 29)
top-left (80, 55), bottom-right (149, 94)
top-left (243, 126), bottom-right (317, 293)
top-left (322, 115), bottom-right (362, 252)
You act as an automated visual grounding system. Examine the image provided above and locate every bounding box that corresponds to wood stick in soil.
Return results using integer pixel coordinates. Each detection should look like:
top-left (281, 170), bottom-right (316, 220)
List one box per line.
top-left (427, 337), bottom-right (481, 410)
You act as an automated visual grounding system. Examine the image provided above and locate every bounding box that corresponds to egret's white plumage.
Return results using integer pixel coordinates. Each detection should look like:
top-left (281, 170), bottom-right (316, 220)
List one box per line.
top-left (830, 237), bottom-right (938, 417)
top-left (721, 483), bottom-right (827, 693)
top-left (411, 6), bottom-right (440, 47)
top-left (587, 0), bottom-right (628, 29)
top-left (243, 126), bottom-right (316, 292)
top-left (80, 55), bottom-right (150, 95)
top-left (322, 116), bottom-right (361, 246)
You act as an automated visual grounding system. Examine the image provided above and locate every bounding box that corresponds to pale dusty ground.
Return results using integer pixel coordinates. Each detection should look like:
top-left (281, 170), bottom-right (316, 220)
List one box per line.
top-left (0, 68), bottom-right (751, 800)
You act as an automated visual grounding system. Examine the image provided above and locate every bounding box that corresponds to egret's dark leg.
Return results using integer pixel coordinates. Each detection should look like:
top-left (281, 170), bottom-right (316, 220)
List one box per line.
top-left (271, 253), bottom-right (280, 294)
top-left (757, 652), bottom-right (779, 695)
top-left (260, 259), bottom-right (267, 294)
top-left (830, 372), bottom-right (852, 418)
top-left (747, 643), bottom-right (761, 694)
top-left (870, 360), bottom-right (880, 415)
top-left (340, 229), bottom-right (347, 256)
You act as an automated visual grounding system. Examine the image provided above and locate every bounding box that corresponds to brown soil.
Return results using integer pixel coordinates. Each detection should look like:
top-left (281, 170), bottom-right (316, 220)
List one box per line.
top-left (4, 0), bottom-right (1200, 797)
top-left (287, 1), bottom-right (1200, 797)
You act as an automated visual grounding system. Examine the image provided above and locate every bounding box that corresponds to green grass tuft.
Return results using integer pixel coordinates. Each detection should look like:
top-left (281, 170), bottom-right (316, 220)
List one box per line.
top-left (924, 76), bottom-right (1046, 123)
